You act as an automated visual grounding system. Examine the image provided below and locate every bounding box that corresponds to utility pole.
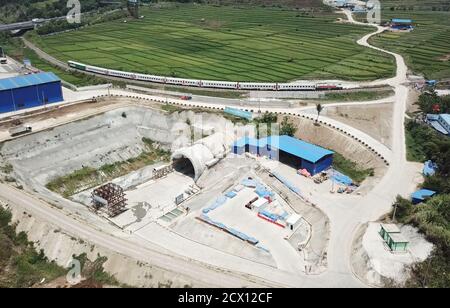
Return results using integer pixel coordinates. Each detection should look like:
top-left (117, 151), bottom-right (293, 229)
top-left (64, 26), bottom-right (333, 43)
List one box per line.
top-left (392, 201), bottom-right (398, 222)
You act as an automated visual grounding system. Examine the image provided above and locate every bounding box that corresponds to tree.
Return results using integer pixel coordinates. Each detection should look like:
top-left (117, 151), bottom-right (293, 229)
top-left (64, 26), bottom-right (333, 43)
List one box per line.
top-left (316, 103), bottom-right (324, 123)
top-left (280, 116), bottom-right (297, 137)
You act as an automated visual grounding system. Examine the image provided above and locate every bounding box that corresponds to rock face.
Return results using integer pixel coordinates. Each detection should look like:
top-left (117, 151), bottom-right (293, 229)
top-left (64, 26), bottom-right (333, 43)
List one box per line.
top-left (2, 202), bottom-right (211, 288)
top-left (0, 107), bottom-right (242, 189)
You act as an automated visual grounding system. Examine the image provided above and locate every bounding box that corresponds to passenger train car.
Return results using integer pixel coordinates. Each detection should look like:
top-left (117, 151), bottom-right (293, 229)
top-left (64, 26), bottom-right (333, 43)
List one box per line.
top-left (68, 60), bottom-right (343, 91)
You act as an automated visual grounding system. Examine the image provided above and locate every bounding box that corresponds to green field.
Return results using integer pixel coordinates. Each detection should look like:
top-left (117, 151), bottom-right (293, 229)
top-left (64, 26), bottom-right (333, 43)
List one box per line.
top-left (32, 4), bottom-right (395, 82)
top-left (368, 1), bottom-right (450, 80)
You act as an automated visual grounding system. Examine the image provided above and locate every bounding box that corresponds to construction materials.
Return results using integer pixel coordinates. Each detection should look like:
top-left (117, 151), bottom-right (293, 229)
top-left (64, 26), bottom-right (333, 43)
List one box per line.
top-left (244, 197), bottom-right (259, 210)
top-left (91, 183), bottom-right (127, 217)
top-left (252, 197), bottom-right (268, 212)
top-left (197, 215), bottom-right (259, 245)
top-left (202, 196), bottom-right (228, 214)
top-left (298, 169), bottom-right (311, 177)
top-left (152, 164), bottom-right (173, 180)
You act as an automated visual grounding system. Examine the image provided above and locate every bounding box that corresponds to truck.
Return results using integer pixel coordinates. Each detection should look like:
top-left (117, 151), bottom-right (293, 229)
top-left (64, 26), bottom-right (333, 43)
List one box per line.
top-left (8, 125), bottom-right (32, 137)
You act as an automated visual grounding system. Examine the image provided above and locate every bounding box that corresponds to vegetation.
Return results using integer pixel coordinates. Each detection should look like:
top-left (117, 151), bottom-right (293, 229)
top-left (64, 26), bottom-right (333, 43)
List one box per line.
top-left (405, 91), bottom-right (450, 163)
top-left (31, 4), bottom-right (395, 82)
top-left (368, 1), bottom-right (450, 80)
top-left (390, 89), bottom-right (450, 288)
top-left (319, 89), bottom-right (395, 102)
top-left (0, 207), bottom-right (66, 288)
top-left (279, 116), bottom-right (297, 137)
top-left (332, 152), bottom-right (374, 184)
top-left (254, 112), bottom-right (278, 137)
top-left (46, 138), bottom-right (171, 197)
top-left (315, 103), bottom-right (323, 122)
top-left (1, 35), bottom-right (106, 87)
top-left (390, 195), bottom-right (450, 287)
top-left (70, 253), bottom-right (125, 288)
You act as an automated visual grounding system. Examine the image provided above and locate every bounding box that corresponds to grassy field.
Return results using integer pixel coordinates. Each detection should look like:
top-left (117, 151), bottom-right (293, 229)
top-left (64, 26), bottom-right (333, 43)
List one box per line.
top-left (2, 37), bottom-right (106, 87)
top-left (32, 4), bottom-right (395, 82)
top-left (368, 1), bottom-right (450, 80)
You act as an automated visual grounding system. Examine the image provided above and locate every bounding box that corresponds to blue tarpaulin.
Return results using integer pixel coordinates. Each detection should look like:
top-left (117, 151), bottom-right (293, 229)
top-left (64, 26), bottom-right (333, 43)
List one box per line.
top-left (411, 189), bottom-right (436, 204)
top-left (224, 107), bottom-right (252, 121)
top-left (423, 160), bottom-right (437, 176)
top-left (198, 215), bottom-right (259, 245)
top-left (202, 196), bottom-right (228, 214)
top-left (332, 170), bottom-right (353, 186)
top-left (259, 210), bottom-right (278, 221)
top-left (255, 185), bottom-right (274, 198)
top-left (241, 178), bottom-right (258, 188)
top-left (225, 191), bottom-right (237, 198)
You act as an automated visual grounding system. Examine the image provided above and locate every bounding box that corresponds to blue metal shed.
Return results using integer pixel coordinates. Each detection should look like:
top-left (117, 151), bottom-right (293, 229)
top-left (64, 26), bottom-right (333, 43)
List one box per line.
top-left (391, 18), bottom-right (413, 24)
top-left (231, 135), bottom-right (334, 175)
top-left (411, 189), bottom-right (436, 204)
top-left (0, 72), bottom-right (63, 113)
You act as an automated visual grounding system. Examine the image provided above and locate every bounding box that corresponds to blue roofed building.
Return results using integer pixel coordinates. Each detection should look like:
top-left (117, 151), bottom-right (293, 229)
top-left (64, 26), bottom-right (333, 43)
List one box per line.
top-left (232, 135), bottom-right (334, 175)
top-left (426, 114), bottom-right (450, 135)
top-left (0, 72), bottom-right (63, 113)
top-left (390, 18), bottom-right (414, 30)
top-left (411, 189), bottom-right (436, 204)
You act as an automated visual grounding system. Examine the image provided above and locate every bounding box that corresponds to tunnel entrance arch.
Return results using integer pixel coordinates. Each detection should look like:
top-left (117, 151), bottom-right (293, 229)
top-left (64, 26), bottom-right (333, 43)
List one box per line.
top-left (173, 156), bottom-right (195, 179)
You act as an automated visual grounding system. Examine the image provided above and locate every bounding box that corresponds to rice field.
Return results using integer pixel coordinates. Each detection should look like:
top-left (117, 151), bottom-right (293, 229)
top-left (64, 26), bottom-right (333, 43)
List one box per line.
top-left (33, 4), bottom-right (395, 82)
top-left (368, 2), bottom-right (450, 80)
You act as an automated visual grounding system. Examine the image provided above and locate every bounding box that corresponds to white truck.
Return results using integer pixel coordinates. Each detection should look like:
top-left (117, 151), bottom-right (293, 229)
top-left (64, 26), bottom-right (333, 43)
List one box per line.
top-left (8, 125), bottom-right (32, 137)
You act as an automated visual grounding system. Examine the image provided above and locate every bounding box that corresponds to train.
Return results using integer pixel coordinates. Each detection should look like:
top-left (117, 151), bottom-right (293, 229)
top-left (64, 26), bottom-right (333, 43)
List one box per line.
top-left (68, 60), bottom-right (344, 91)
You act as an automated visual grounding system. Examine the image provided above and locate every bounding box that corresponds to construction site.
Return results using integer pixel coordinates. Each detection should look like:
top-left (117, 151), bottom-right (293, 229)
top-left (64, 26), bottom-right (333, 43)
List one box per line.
top-left (0, 90), bottom-right (399, 283)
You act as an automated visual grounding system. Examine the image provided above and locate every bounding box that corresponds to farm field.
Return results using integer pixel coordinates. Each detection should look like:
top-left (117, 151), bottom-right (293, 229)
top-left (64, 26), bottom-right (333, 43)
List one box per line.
top-left (368, 1), bottom-right (450, 80)
top-left (32, 4), bottom-right (395, 82)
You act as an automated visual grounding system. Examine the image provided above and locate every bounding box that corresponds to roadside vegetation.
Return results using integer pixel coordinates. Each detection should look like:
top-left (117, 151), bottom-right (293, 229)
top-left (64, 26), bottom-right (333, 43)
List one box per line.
top-left (391, 90), bottom-right (450, 287)
top-left (30, 3), bottom-right (395, 82)
top-left (332, 152), bottom-right (374, 184)
top-left (46, 138), bottom-right (171, 197)
top-left (318, 89), bottom-right (394, 102)
top-left (406, 90), bottom-right (450, 162)
top-left (0, 205), bottom-right (127, 287)
top-left (0, 207), bottom-right (66, 287)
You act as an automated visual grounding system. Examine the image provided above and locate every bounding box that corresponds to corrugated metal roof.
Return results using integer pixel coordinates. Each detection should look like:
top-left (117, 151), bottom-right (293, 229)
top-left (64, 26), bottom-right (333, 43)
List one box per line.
top-left (440, 114), bottom-right (450, 126)
top-left (233, 135), bottom-right (334, 163)
top-left (0, 72), bottom-right (61, 91)
top-left (264, 135), bottom-right (334, 163)
top-left (391, 18), bottom-right (413, 24)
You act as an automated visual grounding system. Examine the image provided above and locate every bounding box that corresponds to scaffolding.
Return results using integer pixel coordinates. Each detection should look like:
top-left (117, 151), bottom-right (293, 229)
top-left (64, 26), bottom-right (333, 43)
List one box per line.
top-left (91, 183), bottom-right (127, 217)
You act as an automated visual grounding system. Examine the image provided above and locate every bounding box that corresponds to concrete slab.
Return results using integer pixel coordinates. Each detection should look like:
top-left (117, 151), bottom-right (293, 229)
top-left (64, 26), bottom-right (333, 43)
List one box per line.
top-left (206, 186), bottom-right (305, 273)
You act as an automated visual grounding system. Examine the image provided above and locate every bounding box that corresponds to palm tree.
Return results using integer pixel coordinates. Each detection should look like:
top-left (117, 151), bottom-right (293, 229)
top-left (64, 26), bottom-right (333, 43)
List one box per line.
top-left (316, 104), bottom-right (324, 123)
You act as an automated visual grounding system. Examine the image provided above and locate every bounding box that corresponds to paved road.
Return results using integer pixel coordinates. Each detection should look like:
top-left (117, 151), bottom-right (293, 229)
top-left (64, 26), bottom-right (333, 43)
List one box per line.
top-left (0, 8), bottom-right (420, 287)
